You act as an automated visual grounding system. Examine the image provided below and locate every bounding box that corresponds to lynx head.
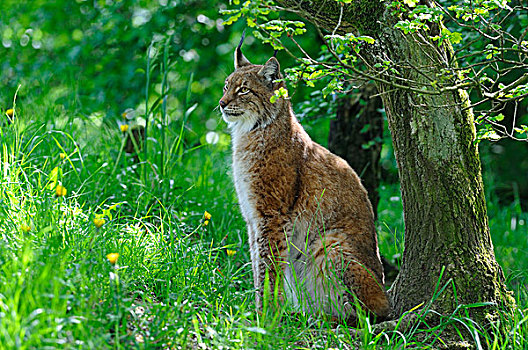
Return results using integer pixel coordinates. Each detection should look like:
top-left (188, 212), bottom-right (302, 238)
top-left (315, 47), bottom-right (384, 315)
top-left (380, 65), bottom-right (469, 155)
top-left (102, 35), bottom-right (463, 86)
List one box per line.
top-left (219, 35), bottom-right (286, 133)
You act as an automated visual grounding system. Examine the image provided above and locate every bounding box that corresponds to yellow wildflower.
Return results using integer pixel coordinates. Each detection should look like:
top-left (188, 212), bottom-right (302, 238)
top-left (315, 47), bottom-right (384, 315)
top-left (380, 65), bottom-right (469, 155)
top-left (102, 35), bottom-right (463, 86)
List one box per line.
top-left (204, 211), bottom-right (212, 220)
top-left (93, 217), bottom-right (106, 228)
top-left (56, 184), bottom-right (67, 197)
top-left (20, 224), bottom-right (31, 233)
top-left (120, 124), bottom-right (129, 132)
top-left (106, 253), bottom-right (119, 265)
top-left (59, 152), bottom-right (66, 160)
top-left (226, 249), bottom-right (236, 257)
top-left (203, 220), bottom-right (209, 226)
top-left (6, 108), bottom-right (14, 117)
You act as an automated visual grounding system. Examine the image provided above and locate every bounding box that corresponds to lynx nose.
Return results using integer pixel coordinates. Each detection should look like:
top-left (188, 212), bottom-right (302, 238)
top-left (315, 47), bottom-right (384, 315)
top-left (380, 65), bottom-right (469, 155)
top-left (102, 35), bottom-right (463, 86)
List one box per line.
top-left (219, 99), bottom-right (227, 108)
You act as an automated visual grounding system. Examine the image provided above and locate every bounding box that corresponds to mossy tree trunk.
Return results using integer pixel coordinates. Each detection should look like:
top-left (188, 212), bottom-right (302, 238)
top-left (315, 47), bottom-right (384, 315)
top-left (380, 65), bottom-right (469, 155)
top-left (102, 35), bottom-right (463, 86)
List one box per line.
top-left (375, 20), bottom-right (513, 320)
top-left (277, 0), bottom-right (514, 323)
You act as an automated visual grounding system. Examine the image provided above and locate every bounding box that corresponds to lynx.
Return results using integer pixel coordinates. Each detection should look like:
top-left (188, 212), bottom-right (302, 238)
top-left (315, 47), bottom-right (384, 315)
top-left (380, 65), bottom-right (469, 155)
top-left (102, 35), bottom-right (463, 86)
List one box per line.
top-left (219, 37), bottom-right (390, 322)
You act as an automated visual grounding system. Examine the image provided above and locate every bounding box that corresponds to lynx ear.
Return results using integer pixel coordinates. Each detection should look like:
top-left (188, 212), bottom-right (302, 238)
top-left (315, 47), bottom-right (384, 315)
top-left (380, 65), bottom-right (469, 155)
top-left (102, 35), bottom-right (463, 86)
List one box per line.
top-left (234, 32), bottom-right (251, 69)
top-left (257, 57), bottom-right (280, 83)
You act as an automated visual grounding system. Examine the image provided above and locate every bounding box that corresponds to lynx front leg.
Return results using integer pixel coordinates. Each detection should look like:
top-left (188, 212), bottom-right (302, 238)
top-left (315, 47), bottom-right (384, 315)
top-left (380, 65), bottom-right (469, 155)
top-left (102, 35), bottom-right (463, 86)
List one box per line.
top-left (246, 225), bottom-right (260, 292)
top-left (253, 221), bottom-right (290, 310)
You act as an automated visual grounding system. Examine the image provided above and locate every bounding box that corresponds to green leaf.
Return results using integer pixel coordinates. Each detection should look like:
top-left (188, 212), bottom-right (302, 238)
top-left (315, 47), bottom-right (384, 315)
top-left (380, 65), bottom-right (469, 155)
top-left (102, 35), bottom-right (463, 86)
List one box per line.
top-left (294, 28), bottom-right (306, 35)
top-left (308, 70), bottom-right (323, 80)
top-left (47, 167), bottom-right (60, 190)
top-left (247, 18), bottom-right (256, 27)
top-left (490, 113), bottom-right (505, 122)
top-left (361, 140), bottom-right (376, 149)
top-left (450, 31), bottom-right (462, 44)
top-left (359, 124), bottom-right (371, 134)
top-left (357, 36), bottom-right (375, 44)
top-left (223, 13), bottom-right (242, 26)
top-left (274, 87), bottom-right (289, 98)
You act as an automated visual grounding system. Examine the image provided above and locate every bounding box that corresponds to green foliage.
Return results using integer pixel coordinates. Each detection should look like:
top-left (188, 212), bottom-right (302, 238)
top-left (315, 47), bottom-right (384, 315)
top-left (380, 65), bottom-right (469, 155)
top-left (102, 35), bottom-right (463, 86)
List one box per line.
top-left (270, 86), bottom-right (288, 103)
top-left (226, 0), bottom-right (528, 144)
top-left (393, 4), bottom-right (445, 34)
top-left (1, 0), bottom-right (245, 147)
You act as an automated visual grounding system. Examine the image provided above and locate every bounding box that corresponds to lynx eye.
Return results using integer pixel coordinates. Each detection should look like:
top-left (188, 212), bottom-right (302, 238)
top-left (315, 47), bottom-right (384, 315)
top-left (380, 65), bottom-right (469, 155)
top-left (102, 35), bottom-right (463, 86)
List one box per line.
top-left (238, 87), bottom-right (250, 95)
top-left (223, 84), bottom-right (228, 92)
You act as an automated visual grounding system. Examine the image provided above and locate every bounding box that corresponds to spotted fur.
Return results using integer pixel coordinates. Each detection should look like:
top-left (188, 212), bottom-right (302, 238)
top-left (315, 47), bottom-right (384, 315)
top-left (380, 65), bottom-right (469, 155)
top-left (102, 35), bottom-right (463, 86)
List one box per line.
top-left (219, 45), bottom-right (389, 322)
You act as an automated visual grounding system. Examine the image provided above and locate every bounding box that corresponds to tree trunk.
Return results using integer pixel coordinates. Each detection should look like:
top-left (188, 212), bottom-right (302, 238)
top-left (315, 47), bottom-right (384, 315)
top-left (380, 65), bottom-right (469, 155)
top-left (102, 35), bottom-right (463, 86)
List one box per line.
top-left (276, 0), bottom-right (514, 324)
top-left (375, 24), bottom-right (513, 321)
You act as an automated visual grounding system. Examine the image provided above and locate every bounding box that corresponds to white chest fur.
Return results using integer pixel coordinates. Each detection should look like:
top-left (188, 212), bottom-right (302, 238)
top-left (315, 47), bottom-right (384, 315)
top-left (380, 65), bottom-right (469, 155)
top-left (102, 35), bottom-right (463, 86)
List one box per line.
top-left (232, 157), bottom-right (255, 226)
top-left (232, 148), bottom-right (261, 291)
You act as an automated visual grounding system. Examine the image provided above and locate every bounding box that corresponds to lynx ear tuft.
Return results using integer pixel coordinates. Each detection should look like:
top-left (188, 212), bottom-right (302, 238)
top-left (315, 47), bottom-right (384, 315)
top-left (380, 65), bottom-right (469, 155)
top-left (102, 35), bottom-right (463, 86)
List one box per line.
top-left (257, 57), bottom-right (280, 83)
top-left (234, 31), bottom-right (252, 69)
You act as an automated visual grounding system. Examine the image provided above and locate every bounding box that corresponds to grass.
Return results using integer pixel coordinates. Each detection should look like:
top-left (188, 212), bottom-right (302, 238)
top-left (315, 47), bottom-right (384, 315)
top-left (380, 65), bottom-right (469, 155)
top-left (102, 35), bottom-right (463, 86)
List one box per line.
top-left (1, 79), bottom-right (527, 349)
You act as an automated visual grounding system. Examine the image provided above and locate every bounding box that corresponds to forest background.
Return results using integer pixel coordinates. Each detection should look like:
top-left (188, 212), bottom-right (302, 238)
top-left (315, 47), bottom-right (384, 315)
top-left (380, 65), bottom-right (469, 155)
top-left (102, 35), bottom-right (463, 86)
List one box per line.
top-left (0, 0), bottom-right (527, 348)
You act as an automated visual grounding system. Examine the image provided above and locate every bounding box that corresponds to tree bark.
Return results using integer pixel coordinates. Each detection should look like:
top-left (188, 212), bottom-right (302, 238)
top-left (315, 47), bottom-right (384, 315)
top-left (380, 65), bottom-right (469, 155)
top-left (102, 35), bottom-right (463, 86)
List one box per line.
top-left (276, 0), bottom-right (514, 324)
top-left (375, 23), bottom-right (513, 321)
